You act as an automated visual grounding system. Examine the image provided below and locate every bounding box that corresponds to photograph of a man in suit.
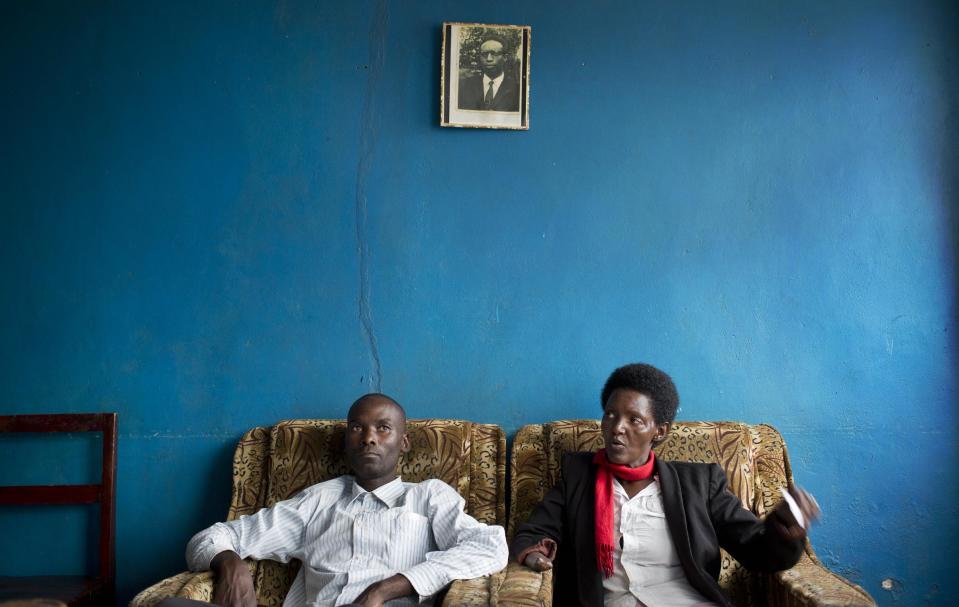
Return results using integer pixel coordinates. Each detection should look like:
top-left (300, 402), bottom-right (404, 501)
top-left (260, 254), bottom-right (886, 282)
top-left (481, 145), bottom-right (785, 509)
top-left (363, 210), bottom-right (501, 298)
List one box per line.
top-left (457, 34), bottom-right (520, 112)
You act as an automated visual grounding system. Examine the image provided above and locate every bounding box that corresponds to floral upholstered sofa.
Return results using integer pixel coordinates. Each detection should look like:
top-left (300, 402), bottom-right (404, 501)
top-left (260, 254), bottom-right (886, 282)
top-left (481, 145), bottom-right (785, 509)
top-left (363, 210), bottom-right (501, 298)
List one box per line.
top-left (489, 420), bottom-right (877, 607)
top-left (130, 419), bottom-right (506, 607)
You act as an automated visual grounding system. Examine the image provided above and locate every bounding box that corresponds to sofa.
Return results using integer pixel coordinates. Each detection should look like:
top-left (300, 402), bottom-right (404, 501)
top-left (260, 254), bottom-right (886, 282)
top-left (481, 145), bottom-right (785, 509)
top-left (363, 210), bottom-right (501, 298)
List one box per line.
top-left (490, 420), bottom-right (877, 607)
top-left (131, 418), bottom-right (876, 607)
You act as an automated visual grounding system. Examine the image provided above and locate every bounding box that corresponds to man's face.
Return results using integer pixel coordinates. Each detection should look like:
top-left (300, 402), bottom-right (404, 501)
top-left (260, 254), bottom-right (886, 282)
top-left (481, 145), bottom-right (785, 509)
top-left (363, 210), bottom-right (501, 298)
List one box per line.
top-left (344, 396), bottom-right (409, 491)
top-left (479, 40), bottom-right (505, 76)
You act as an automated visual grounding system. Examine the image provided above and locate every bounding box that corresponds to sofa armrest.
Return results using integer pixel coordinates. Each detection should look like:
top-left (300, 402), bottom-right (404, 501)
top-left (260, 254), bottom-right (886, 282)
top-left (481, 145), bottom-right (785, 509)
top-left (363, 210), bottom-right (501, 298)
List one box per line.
top-left (130, 560), bottom-right (259, 607)
top-left (129, 571), bottom-right (208, 607)
top-left (441, 576), bottom-right (495, 606)
top-left (176, 571), bottom-right (215, 601)
top-left (488, 561), bottom-right (552, 607)
top-left (769, 553), bottom-right (876, 607)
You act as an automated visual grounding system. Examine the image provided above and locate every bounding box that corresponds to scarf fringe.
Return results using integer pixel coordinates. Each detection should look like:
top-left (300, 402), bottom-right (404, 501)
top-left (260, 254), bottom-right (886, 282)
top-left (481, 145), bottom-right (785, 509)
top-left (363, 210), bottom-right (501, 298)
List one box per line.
top-left (598, 542), bottom-right (615, 578)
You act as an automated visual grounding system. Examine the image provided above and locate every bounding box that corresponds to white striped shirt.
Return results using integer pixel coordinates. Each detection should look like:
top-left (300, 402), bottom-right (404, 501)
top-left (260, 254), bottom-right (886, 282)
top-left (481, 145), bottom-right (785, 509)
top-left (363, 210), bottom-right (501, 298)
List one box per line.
top-left (186, 476), bottom-right (508, 606)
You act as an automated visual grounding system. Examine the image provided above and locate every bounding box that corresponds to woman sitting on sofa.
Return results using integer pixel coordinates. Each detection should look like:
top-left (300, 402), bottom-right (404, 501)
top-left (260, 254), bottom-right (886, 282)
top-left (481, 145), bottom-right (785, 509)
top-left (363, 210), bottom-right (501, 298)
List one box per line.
top-left (511, 363), bottom-right (820, 607)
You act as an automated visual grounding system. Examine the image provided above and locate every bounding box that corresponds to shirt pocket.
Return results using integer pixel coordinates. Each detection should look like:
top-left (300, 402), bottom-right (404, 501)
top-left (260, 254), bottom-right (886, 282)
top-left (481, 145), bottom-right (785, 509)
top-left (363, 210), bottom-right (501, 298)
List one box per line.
top-left (389, 510), bottom-right (433, 570)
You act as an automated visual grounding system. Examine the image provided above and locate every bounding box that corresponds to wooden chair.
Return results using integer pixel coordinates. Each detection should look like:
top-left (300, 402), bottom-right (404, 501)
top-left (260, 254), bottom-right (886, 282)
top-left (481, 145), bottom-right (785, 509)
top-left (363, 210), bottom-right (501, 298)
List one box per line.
top-left (0, 414), bottom-right (118, 607)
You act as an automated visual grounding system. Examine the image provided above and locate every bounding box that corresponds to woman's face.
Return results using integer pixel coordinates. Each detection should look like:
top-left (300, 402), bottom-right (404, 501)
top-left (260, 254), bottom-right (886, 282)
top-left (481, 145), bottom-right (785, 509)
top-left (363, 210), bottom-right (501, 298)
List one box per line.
top-left (600, 388), bottom-right (670, 468)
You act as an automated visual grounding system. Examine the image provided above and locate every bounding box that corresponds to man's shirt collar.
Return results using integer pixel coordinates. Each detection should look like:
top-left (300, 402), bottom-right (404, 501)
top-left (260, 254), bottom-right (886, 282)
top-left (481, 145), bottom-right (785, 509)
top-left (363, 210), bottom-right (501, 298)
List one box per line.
top-left (349, 475), bottom-right (404, 507)
top-left (483, 72), bottom-right (505, 88)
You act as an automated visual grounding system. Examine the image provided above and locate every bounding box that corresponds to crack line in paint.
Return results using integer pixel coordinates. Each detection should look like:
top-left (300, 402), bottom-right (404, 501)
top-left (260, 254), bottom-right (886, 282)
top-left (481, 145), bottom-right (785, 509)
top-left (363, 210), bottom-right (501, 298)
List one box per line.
top-left (354, 0), bottom-right (388, 392)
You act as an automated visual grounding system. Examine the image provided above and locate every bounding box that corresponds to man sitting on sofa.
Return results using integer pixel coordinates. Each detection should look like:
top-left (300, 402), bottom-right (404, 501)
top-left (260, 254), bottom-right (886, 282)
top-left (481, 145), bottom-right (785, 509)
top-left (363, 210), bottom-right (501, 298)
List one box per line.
top-left (160, 393), bottom-right (508, 607)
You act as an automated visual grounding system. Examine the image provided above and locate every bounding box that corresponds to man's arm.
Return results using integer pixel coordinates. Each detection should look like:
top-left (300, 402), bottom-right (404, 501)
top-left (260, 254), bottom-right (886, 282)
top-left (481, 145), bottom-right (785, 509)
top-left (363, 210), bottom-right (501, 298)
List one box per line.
top-left (185, 489), bottom-right (313, 571)
top-left (396, 481), bottom-right (509, 600)
top-left (350, 573), bottom-right (415, 607)
top-left (210, 550), bottom-right (257, 607)
top-left (184, 489), bottom-right (315, 607)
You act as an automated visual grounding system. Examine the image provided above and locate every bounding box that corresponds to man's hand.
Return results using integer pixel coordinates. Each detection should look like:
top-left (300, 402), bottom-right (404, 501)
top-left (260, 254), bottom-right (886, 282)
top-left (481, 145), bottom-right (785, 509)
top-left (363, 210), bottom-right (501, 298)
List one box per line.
top-left (523, 551), bottom-right (553, 572)
top-left (771, 486), bottom-right (821, 541)
top-left (210, 550), bottom-right (257, 607)
top-left (350, 573), bottom-right (415, 607)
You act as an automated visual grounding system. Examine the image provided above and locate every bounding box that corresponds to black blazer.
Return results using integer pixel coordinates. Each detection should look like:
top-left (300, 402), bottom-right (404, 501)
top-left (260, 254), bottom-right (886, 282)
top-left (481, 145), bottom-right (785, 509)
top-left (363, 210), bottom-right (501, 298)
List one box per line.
top-left (511, 453), bottom-right (803, 607)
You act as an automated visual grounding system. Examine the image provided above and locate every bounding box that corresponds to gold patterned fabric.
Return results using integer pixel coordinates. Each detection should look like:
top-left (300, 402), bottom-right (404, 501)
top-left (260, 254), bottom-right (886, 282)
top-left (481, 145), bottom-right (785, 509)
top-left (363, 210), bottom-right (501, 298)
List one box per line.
top-left (489, 562), bottom-right (553, 606)
top-left (130, 419), bottom-right (506, 607)
top-left (123, 571), bottom-right (198, 607)
top-left (505, 420), bottom-right (876, 607)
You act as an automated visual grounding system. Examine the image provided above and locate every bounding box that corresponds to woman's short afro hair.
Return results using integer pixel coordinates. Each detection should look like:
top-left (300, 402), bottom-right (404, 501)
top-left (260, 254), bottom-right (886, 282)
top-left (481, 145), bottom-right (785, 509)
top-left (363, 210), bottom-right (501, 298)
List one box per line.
top-left (601, 363), bottom-right (680, 426)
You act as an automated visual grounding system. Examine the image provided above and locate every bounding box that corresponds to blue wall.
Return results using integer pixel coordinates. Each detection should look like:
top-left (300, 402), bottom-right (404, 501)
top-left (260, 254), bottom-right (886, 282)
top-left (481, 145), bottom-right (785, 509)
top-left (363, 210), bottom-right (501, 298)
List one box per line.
top-left (1, 1), bottom-right (956, 605)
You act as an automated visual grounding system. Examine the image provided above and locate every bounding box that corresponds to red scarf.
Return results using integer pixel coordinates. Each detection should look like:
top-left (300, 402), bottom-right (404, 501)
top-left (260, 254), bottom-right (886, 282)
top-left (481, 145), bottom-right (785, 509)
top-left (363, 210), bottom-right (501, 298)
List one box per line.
top-left (593, 448), bottom-right (656, 578)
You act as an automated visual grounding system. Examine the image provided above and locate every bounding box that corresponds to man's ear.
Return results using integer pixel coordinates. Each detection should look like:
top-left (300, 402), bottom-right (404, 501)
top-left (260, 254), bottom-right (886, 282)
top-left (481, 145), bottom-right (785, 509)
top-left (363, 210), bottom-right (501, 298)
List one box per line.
top-left (400, 431), bottom-right (411, 453)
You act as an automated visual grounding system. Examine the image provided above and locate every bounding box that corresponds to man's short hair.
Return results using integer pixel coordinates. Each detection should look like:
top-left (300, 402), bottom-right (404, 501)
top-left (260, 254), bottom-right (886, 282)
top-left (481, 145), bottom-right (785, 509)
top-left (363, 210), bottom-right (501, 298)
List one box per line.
top-left (349, 393), bottom-right (407, 428)
top-left (600, 363), bottom-right (679, 426)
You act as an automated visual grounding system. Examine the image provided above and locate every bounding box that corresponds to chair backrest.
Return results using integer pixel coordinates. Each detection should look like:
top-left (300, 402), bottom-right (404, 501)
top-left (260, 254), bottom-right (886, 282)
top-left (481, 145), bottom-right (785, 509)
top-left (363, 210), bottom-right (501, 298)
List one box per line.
top-left (0, 413), bottom-right (117, 593)
top-left (509, 420), bottom-right (795, 606)
top-left (223, 419), bottom-right (506, 607)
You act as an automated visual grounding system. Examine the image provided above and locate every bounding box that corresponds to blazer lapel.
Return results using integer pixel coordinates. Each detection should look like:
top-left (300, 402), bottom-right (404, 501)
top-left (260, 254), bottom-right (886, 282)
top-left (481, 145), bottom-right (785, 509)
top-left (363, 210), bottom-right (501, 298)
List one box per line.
top-left (657, 460), bottom-right (699, 575)
top-left (658, 459), bottom-right (732, 606)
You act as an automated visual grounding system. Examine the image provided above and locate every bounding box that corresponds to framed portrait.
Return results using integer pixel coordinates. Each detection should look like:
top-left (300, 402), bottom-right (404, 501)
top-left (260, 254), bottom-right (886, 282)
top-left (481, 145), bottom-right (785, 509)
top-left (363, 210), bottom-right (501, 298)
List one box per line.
top-left (441, 22), bottom-right (531, 130)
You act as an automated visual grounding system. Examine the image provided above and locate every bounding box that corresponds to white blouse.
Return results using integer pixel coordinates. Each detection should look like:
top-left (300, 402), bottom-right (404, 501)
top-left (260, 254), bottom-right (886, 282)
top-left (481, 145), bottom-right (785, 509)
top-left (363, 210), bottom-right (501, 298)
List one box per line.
top-left (602, 477), bottom-right (719, 607)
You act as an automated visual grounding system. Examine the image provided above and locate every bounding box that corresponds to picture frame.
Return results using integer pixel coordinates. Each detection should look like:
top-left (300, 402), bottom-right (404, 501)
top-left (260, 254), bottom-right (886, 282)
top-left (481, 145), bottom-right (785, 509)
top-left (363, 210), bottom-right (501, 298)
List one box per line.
top-left (441, 22), bottom-right (531, 130)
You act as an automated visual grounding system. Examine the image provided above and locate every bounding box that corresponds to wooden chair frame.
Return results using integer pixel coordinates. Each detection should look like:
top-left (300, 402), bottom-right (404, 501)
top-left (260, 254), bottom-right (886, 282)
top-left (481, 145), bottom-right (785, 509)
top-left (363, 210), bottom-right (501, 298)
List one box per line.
top-left (0, 413), bottom-right (117, 606)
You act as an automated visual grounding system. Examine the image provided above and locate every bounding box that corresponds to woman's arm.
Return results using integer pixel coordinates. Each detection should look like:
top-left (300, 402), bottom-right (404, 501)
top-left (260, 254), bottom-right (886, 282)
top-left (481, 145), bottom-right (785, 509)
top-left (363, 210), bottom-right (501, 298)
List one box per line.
top-left (510, 464), bottom-right (570, 570)
top-left (707, 464), bottom-right (805, 572)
